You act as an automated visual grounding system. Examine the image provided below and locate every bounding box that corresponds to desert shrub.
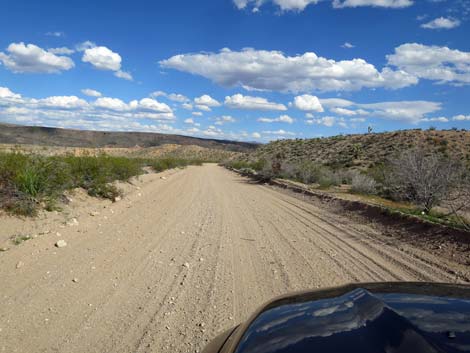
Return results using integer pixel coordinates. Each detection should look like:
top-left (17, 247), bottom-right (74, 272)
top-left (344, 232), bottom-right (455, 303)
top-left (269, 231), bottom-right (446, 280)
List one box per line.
top-left (385, 149), bottom-right (463, 213)
top-left (106, 156), bottom-right (143, 181)
top-left (0, 153), bottom-right (71, 199)
top-left (352, 143), bottom-right (363, 159)
top-left (87, 182), bottom-right (122, 200)
top-left (0, 153), bottom-right (207, 216)
top-left (64, 154), bottom-right (143, 199)
top-left (250, 159), bottom-right (267, 172)
top-left (257, 159), bottom-right (278, 180)
top-left (150, 157), bottom-right (203, 172)
top-left (0, 185), bottom-right (37, 217)
top-left (15, 167), bottom-right (44, 197)
top-left (289, 161), bottom-right (323, 184)
top-left (332, 169), bottom-right (358, 185)
top-left (278, 160), bottom-right (343, 188)
top-left (350, 173), bottom-right (377, 195)
top-left (224, 159), bottom-right (266, 173)
top-left (0, 152), bottom-right (148, 215)
top-left (367, 163), bottom-right (389, 185)
top-left (224, 160), bottom-right (253, 171)
top-left (318, 172), bottom-right (337, 189)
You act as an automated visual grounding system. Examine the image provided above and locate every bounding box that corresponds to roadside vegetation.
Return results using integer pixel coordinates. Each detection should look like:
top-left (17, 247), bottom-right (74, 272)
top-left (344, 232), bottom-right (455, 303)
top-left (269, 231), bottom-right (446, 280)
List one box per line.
top-left (0, 152), bottom-right (204, 217)
top-left (149, 157), bottom-right (203, 172)
top-left (224, 146), bottom-right (470, 231)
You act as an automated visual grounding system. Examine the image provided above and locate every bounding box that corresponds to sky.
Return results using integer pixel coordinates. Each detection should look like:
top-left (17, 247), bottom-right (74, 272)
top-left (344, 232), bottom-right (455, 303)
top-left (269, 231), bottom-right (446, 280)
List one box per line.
top-left (0, 0), bottom-right (469, 142)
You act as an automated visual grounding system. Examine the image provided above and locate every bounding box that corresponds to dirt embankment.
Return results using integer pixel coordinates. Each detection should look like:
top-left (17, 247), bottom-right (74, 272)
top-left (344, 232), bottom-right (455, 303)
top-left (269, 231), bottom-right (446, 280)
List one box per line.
top-left (0, 164), bottom-right (468, 353)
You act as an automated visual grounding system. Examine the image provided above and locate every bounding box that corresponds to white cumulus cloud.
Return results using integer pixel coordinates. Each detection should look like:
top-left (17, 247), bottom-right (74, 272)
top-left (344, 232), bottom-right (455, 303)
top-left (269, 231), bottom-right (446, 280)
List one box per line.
top-left (350, 117), bottom-right (366, 122)
top-left (420, 117), bottom-right (449, 123)
top-left (215, 115), bottom-right (236, 125)
top-left (341, 42), bottom-right (355, 49)
top-left (319, 98), bottom-right (442, 123)
top-left (38, 96), bottom-right (88, 109)
top-left (0, 87), bottom-right (179, 132)
top-left (195, 104), bottom-right (212, 112)
top-left (386, 43), bottom-right (470, 85)
top-left (151, 91), bottom-right (189, 102)
top-left (75, 41), bottom-right (96, 52)
top-left (161, 48), bottom-right (416, 93)
top-left (332, 0), bottom-right (412, 8)
top-left (306, 116), bottom-right (337, 127)
top-left (194, 94), bottom-right (221, 107)
top-left (82, 46), bottom-right (121, 71)
top-left (82, 45), bottom-right (132, 80)
top-left (262, 129), bottom-right (296, 136)
top-left (330, 107), bottom-right (368, 116)
top-left (129, 98), bottom-right (173, 113)
top-left (453, 115), bottom-right (470, 121)
top-left (293, 94), bottom-right (324, 112)
top-left (258, 114), bottom-right (294, 123)
top-left (182, 103), bottom-right (193, 110)
top-left (94, 97), bottom-right (129, 111)
top-left (0, 86), bottom-right (22, 99)
top-left (225, 94), bottom-right (287, 111)
top-left (421, 17), bottom-right (461, 30)
top-left (114, 70), bottom-right (133, 81)
top-left (0, 42), bottom-right (74, 73)
top-left (81, 89), bottom-right (102, 97)
top-left (48, 47), bottom-right (75, 55)
top-left (234, 0), bottom-right (412, 11)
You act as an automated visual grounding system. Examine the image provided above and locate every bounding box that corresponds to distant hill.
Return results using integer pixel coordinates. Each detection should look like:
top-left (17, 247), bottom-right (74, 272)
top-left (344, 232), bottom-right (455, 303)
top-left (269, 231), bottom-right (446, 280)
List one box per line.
top-left (247, 129), bottom-right (470, 169)
top-left (0, 123), bottom-right (258, 152)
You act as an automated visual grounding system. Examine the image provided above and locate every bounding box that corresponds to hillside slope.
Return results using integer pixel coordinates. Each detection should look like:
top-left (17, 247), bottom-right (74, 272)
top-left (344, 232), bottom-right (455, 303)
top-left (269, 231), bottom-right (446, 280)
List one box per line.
top-left (0, 123), bottom-right (257, 152)
top-left (249, 129), bottom-right (470, 169)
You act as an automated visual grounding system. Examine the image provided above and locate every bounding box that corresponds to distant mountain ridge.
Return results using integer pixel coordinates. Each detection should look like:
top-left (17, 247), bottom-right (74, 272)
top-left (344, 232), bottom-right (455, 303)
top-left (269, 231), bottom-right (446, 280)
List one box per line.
top-left (0, 123), bottom-right (258, 152)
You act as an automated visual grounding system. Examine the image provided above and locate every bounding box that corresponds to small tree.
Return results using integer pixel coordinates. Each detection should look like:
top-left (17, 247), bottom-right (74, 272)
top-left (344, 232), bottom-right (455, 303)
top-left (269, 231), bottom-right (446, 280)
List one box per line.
top-left (386, 149), bottom-right (461, 213)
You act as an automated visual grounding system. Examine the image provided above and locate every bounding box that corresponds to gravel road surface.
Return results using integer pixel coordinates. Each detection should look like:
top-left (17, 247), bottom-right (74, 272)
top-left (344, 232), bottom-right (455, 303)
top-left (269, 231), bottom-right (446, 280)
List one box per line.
top-left (0, 164), bottom-right (465, 353)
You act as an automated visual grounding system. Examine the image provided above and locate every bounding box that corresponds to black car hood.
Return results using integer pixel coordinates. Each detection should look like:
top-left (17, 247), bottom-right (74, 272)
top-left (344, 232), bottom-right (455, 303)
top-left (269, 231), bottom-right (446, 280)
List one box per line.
top-left (232, 284), bottom-right (470, 353)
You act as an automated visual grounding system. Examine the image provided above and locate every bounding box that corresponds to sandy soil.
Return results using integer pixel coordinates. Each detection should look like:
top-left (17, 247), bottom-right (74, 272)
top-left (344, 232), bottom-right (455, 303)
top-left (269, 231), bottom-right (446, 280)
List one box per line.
top-left (0, 164), bottom-right (467, 353)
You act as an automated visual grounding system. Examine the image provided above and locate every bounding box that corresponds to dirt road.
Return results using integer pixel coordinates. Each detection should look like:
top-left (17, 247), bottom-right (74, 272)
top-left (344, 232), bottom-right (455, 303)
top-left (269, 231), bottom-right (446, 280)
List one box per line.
top-left (0, 164), bottom-right (466, 353)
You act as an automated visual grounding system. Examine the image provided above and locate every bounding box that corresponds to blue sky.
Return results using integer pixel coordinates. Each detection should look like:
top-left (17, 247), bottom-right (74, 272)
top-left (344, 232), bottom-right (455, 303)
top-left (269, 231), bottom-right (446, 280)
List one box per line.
top-left (0, 0), bottom-right (469, 142)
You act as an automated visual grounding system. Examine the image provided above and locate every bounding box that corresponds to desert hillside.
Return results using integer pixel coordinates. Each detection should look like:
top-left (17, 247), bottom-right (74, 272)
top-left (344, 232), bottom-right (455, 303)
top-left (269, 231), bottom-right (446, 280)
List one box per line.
top-left (248, 129), bottom-right (470, 169)
top-left (0, 123), bottom-right (257, 152)
top-left (0, 142), bottom-right (242, 162)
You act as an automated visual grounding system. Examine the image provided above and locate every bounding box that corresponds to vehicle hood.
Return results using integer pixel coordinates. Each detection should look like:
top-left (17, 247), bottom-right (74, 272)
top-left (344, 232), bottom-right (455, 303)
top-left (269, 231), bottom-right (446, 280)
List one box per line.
top-left (229, 283), bottom-right (470, 353)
